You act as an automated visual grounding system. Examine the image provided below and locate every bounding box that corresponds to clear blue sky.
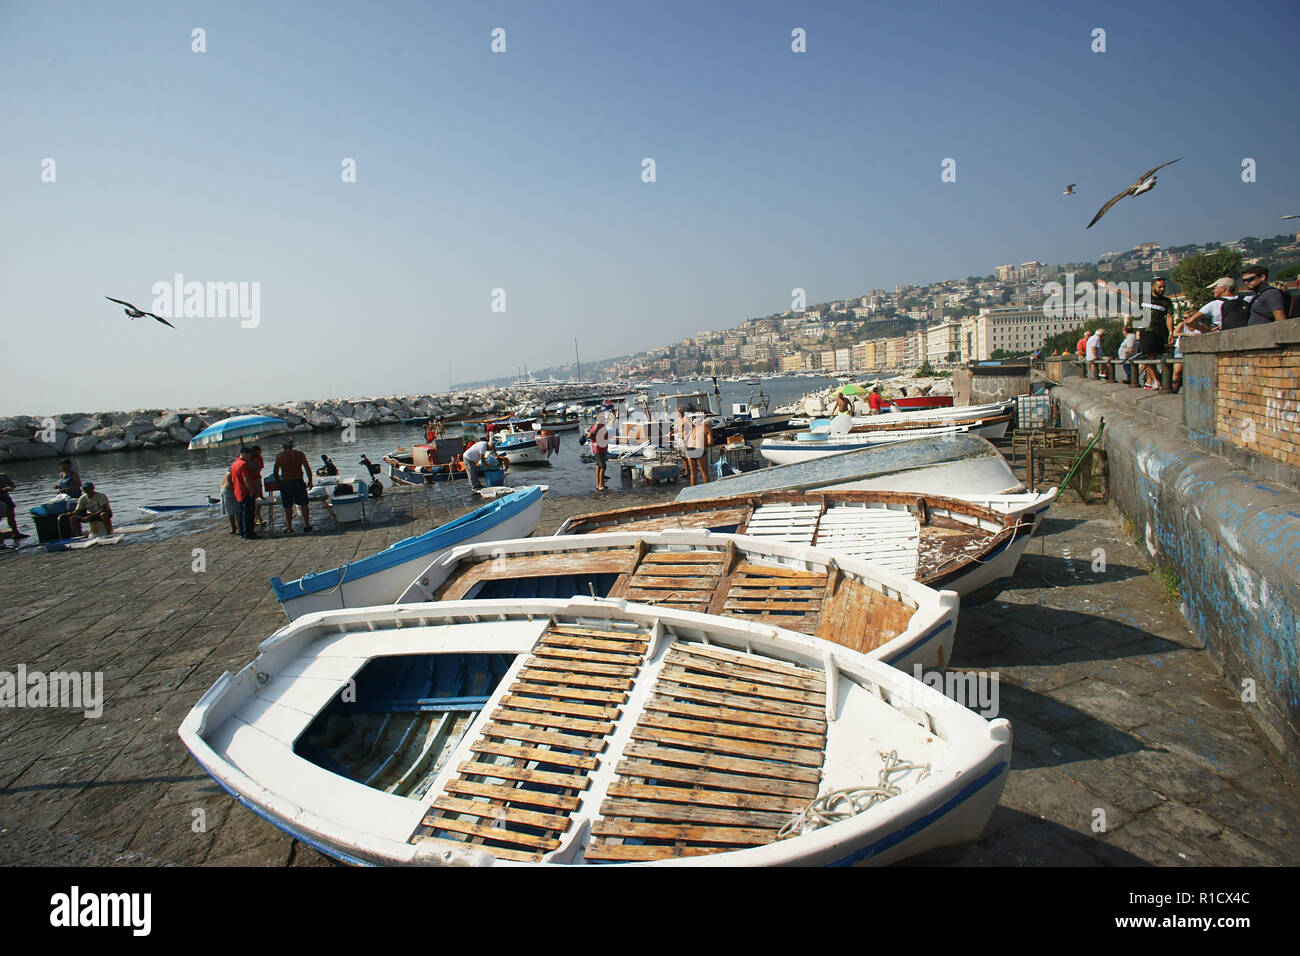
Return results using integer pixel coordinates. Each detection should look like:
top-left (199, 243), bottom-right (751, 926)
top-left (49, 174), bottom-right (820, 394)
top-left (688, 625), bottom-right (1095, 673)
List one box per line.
top-left (2, 0), bottom-right (1296, 415)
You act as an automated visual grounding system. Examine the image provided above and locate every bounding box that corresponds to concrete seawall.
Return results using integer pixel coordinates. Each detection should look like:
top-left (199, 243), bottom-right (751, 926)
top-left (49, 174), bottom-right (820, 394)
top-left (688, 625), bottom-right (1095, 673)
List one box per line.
top-left (1052, 378), bottom-right (1300, 782)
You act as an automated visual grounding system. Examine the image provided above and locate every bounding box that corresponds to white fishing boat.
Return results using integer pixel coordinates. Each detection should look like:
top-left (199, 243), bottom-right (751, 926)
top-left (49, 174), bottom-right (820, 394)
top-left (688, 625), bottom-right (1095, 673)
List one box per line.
top-left (760, 417), bottom-right (1010, 465)
top-left (269, 486), bottom-right (546, 621)
top-left (790, 400), bottom-right (1015, 432)
top-left (553, 488), bottom-right (1058, 602)
top-left (397, 530), bottom-right (960, 669)
top-left (179, 597), bottom-right (1011, 866)
top-left (491, 428), bottom-right (550, 467)
top-left (676, 434), bottom-right (1026, 504)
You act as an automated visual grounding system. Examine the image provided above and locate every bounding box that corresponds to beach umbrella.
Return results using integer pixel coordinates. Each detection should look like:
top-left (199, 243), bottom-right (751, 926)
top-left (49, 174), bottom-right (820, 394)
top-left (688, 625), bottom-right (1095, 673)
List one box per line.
top-left (187, 415), bottom-right (290, 451)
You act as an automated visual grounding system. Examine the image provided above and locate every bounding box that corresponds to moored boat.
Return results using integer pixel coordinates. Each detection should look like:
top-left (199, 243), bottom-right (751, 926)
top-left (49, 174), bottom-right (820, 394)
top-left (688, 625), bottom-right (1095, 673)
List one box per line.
top-left (268, 485), bottom-right (545, 620)
top-left (179, 597), bottom-right (1011, 866)
top-left (760, 415), bottom-right (1011, 465)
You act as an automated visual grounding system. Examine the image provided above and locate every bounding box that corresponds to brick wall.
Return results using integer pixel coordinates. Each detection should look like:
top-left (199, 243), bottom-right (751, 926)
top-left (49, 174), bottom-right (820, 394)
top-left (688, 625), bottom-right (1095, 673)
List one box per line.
top-left (1215, 346), bottom-right (1300, 467)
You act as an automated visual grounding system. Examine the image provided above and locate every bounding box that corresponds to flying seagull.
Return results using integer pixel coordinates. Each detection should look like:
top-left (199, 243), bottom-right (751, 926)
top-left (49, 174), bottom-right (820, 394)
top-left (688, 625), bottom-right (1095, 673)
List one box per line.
top-left (105, 296), bottom-right (175, 328)
top-left (1283, 214), bottom-right (1299, 220)
top-left (1063, 184), bottom-right (1076, 195)
top-left (1086, 158), bottom-right (1182, 229)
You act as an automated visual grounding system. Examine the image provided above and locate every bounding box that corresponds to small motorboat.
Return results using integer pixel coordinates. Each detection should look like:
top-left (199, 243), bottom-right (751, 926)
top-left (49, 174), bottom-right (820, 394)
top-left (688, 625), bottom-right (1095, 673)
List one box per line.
top-left (759, 416), bottom-right (1011, 465)
top-left (269, 485), bottom-right (546, 620)
top-left (179, 597), bottom-right (1011, 866)
top-left (384, 448), bottom-right (509, 487)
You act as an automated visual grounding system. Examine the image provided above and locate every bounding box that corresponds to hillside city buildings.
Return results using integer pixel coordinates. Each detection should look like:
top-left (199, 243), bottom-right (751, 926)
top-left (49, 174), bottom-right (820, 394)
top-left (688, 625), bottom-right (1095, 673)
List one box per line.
top-left (520, 233), bottom-right (1300, 383)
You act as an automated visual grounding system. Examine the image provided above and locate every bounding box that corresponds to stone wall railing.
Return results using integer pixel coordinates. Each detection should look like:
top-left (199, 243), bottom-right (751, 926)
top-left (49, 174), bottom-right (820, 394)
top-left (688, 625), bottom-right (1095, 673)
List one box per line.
top-left (1181, 322), bottom-right (1300, 490)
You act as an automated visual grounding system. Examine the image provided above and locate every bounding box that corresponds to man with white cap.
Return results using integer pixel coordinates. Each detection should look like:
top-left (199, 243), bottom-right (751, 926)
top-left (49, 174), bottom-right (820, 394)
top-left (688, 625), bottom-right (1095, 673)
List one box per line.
top-left (1195, 277), bottom-right (1242, 330)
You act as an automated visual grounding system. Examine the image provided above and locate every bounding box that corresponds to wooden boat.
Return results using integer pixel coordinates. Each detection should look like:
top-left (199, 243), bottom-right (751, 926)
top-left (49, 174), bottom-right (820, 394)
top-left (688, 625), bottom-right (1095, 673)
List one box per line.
top-left (269, 486), bottom-right (546, 621)
top-left (760, 417), bottom-right (1011, 465)
top-left (677, 434), bottom-right (1024, 503)
top-left (397, 530), bottom-right (960, 669)
top-left (887, 395), bottom-right (953, 410)
top-left (553, 488), bottom-right (1057, 602)
top-left (383, 450), bottom-right (509, 487)
top-left (179, 597), bottom-right (1010, 866)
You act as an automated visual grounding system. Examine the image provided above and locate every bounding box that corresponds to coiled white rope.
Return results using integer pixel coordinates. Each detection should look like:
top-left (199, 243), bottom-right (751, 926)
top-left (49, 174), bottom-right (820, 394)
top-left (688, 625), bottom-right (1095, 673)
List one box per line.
top-left (777, 750), bottom-right (931, 840)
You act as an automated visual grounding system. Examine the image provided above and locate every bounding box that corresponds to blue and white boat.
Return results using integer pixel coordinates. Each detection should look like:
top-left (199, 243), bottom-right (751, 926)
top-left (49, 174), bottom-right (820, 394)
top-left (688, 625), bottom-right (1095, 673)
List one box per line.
top-left (491, 428), bottom-right (549, 466)
top-left (180, 597), bottom-right (1011, 866)
top-left (269, 486), bottom-right (546, 621)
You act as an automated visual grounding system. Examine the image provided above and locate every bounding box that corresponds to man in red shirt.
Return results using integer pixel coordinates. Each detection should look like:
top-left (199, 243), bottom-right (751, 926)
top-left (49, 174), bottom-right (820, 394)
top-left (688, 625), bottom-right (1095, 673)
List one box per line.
top-left (867, 386), bottom-right (886, 414)
top-left (230, 447), bottom-right (260, 539)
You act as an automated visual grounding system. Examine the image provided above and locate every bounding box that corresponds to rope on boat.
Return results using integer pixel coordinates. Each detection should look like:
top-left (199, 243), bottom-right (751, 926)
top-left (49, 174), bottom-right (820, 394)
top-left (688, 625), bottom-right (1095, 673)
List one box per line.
top-left (776, 750), bottom-right (931, 840)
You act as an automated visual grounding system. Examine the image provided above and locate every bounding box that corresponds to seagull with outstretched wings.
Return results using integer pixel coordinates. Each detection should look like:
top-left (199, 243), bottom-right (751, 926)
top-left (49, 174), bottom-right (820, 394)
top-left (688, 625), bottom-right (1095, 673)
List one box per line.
top-left (1283, 214), bottom-right (1299, 220)
top-left (105, 296), bottom-right (176, 328)
top-left (1063, 184), bottom-right (1076, 195)
top-left (1086, 159), bottom-right (1182, 229)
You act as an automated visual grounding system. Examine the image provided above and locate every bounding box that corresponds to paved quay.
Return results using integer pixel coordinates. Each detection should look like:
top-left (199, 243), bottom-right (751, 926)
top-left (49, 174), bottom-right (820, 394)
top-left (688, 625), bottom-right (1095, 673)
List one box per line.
top-left (0, 484), bottom-right (1296, 866)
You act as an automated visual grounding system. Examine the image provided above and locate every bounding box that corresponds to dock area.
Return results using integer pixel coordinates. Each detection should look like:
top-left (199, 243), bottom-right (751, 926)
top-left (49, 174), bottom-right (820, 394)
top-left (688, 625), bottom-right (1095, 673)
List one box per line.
top-left (0, 485), bottom-right (1296, 866)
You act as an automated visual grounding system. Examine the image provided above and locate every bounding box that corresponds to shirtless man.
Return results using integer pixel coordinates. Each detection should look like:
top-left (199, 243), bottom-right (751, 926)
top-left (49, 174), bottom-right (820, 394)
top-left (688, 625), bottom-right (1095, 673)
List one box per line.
top-left (683, 411), bottom-right (713, 486)
top-left (273, 438), bottom-right (314, 532)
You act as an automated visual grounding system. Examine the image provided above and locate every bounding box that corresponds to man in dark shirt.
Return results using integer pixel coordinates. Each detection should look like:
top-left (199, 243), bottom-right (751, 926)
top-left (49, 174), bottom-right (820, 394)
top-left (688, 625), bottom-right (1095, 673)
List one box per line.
top-left (1137, 276), bottom-right (1174, 389)
top-left (1241, 266), bottom-right (1289, 325)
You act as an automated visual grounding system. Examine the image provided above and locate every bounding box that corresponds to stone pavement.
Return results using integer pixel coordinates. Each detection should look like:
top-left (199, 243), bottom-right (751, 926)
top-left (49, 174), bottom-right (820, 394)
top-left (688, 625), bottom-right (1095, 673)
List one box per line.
top-left (0, 486), bottom-right (1295, 866)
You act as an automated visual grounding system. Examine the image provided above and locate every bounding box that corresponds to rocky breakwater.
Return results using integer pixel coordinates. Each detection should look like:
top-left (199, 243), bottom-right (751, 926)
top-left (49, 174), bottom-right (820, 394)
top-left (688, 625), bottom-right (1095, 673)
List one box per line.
top-left (0, 383), bottom-right (630, 463)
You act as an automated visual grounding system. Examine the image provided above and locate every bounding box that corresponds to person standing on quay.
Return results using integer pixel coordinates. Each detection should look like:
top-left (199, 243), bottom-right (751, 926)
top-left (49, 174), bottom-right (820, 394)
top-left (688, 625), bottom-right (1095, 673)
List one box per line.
top-left (231, 447), bottom-right (260, 539)
top-left (0, 473), bottom-right (28, 547)
top-left (274, 438), bottom-right (314, 533)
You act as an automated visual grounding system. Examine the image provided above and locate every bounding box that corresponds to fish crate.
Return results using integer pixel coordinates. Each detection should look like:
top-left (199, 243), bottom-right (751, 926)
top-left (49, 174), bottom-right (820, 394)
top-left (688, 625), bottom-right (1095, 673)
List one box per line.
top-left (1012, 426), bottom-right (1076, 475)
top-left (1015, 394), bottom-right (1054, 430)
top-left (1023, 428), bottom-right (1107, 502)
top-left (714, 443), bottom-right (759, 475)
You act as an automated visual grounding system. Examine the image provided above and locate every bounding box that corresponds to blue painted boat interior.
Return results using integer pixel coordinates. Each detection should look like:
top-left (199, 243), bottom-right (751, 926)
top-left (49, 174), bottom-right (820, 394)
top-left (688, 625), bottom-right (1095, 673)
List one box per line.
top-left (295, 651), bottom-right (514, 796)
top-left (468, 572), bottom-right (620, 601)
top-left (269, 485), bottom-right (541, 601)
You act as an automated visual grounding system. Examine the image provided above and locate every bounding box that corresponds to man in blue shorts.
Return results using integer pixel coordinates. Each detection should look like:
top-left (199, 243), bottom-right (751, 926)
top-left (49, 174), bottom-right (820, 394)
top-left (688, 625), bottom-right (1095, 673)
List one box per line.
top-left (273, 438), bottom-right (314, 533)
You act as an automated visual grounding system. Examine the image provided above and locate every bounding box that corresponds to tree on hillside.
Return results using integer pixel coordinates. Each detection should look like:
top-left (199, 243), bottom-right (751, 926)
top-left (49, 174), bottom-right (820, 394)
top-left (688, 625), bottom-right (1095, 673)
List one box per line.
top-left (1172, 249), bottom-right (1243, 312)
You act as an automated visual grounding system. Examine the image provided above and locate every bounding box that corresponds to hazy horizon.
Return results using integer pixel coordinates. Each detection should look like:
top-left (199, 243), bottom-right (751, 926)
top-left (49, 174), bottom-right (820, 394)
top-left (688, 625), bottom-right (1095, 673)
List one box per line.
top-left (3, 0), bottom-right (1297, 417)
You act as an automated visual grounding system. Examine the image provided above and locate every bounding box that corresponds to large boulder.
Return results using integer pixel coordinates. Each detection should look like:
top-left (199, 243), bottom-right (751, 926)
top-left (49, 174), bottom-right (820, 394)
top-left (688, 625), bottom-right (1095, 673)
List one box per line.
top-left (154, 412), bottom-right (182, 430)
top-left (97, 438), bottom-right (128, 453)
top-left (306, 408), bottom-right (337, 428)
top-left (137, 429), bottom-right (169, 445)
top-left (168, 426), bottom-right (193, 444)
top-left (94, 426), bottom-right (126, 440)
top-left (66, 435), bottom-right (100, 454)
top-left (183, 416), bottom-right (207, 433)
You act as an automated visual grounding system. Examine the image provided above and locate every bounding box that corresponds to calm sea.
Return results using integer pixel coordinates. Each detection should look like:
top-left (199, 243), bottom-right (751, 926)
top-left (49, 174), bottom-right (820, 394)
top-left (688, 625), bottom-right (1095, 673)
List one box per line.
top-left (1, 375), bottom-right (852, 545)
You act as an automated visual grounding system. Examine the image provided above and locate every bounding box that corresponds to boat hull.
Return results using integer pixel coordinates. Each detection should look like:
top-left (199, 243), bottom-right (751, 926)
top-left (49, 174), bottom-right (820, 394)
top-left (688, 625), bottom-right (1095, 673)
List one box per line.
top-left (269, 486), bottom-right (545, 620)
top-left (179, 597), bottom-right (1011, 867)
top-left (677, 434), bottom-right (1024, 502)
top-left (761, 416), bottom-right (1011, 464)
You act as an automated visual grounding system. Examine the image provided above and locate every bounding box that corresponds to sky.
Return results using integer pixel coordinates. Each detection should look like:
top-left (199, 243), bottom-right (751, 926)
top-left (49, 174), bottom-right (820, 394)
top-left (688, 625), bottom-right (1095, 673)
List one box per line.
top-left (2, 0), bottom-right (1297, 416)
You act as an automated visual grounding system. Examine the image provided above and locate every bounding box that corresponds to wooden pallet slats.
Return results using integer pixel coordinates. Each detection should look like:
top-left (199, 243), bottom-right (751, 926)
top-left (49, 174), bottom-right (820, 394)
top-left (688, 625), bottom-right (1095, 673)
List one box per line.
top-left (585, 641), bottom-right (827, 863)
top-left (417, 620), bottom-right (651, 863)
